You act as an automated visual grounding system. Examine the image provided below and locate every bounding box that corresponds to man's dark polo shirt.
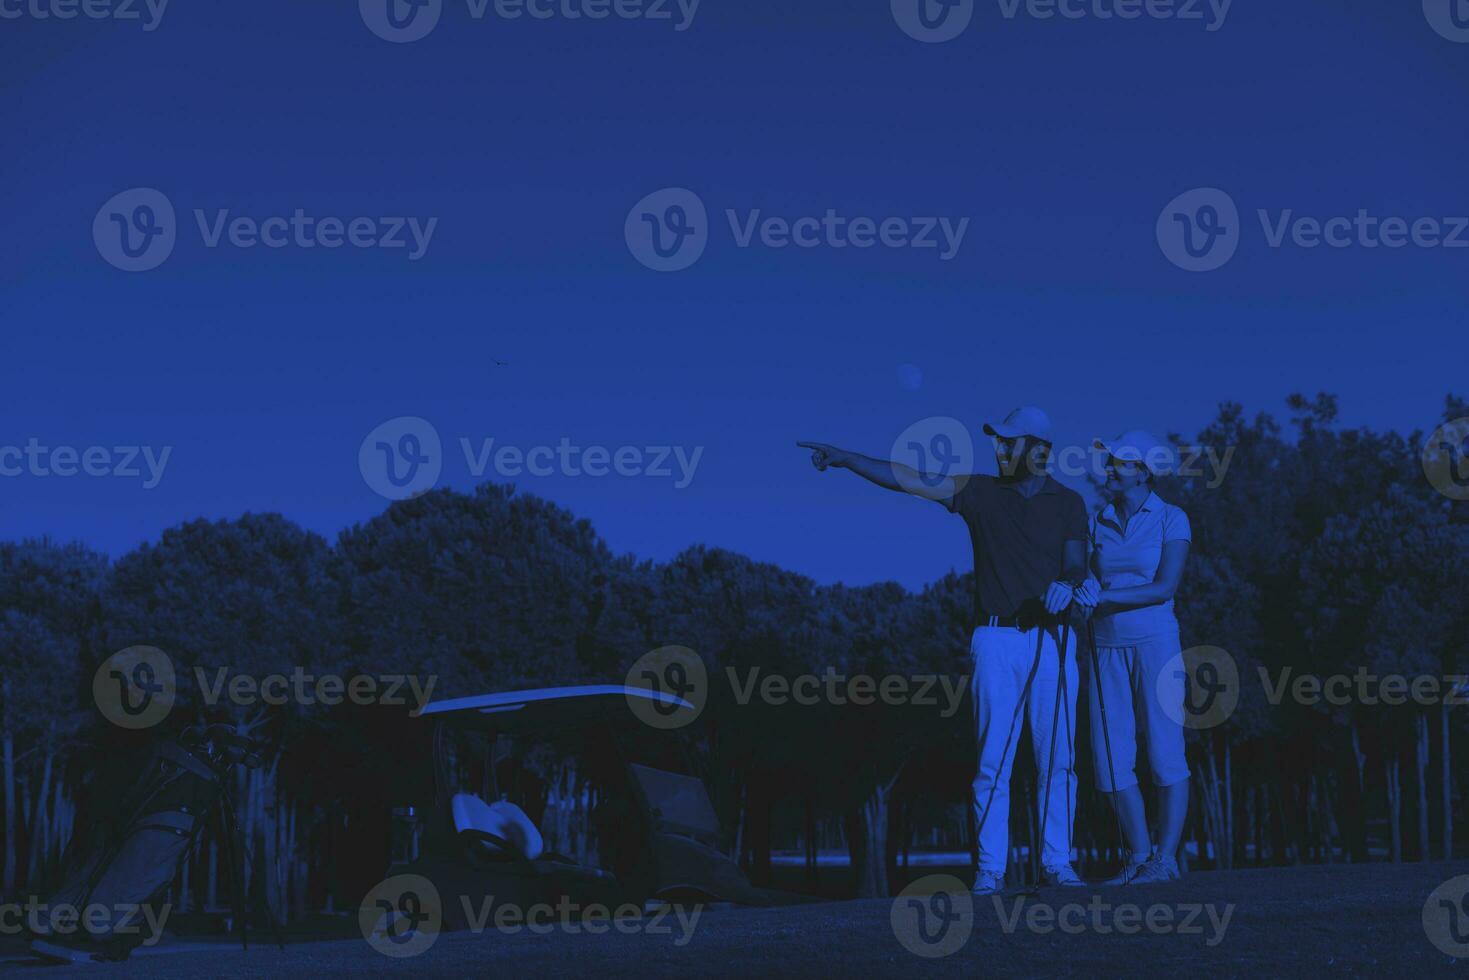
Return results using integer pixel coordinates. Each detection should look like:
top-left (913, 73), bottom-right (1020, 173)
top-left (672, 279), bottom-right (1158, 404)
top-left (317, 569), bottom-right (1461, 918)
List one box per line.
top-left (941, 474), bottom-right (1089, 625)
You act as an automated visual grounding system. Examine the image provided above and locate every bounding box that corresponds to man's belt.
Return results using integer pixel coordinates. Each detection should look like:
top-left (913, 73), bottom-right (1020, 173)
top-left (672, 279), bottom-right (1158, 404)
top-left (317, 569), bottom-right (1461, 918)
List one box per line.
top-left (976, 604), bottom-right (1069, 633)
top-left (977, 613), bottom-right (1058, 631)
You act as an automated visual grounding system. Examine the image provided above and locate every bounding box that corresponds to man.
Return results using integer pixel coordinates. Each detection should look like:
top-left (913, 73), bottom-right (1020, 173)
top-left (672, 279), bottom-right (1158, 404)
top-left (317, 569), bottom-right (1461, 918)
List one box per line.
top-left (798, 406), bottom-right (1089, 893)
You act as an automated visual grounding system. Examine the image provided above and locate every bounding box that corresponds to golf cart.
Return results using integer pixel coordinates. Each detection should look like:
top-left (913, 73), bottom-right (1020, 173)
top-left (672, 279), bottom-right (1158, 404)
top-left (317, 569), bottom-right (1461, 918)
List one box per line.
top-left (388, 685), bottom-right (797, 931)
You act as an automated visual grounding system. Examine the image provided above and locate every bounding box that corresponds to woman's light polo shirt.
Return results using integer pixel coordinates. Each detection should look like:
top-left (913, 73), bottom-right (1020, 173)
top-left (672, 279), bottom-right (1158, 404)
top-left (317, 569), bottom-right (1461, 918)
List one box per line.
top-left (1089, 492), bottom-right (1191, 646)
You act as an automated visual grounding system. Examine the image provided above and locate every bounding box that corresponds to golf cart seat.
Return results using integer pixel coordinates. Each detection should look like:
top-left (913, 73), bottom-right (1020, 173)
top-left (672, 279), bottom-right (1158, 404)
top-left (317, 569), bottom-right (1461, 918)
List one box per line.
top-left (451, 793), bottom-right (545, 861)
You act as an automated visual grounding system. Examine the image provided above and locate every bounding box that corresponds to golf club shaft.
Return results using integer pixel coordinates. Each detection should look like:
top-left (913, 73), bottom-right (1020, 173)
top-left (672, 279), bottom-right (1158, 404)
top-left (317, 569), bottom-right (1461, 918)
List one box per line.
top-left (1085, 615), bottom-right (1126, 850)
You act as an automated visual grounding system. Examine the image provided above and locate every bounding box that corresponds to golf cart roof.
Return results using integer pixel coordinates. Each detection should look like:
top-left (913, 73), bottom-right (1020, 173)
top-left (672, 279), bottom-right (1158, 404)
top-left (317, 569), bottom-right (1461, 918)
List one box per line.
top-left (417, 685), bottom-right (694, 731)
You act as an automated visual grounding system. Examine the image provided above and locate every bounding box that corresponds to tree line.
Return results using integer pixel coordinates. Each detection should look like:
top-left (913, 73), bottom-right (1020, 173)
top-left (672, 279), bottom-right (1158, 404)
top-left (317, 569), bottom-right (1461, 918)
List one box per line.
top-left (0, 392), bottom-right (1464, 915)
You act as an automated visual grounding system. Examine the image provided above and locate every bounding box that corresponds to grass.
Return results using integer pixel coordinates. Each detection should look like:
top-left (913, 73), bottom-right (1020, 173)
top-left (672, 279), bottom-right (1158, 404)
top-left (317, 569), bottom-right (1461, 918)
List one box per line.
top-left (4, 861), bottom-right (1467, 977)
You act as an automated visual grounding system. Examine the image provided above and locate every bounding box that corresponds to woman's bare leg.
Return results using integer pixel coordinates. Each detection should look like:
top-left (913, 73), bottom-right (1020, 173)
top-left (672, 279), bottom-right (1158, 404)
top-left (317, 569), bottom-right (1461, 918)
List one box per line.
top-left (1108, 784), bottom-right (1152, 860)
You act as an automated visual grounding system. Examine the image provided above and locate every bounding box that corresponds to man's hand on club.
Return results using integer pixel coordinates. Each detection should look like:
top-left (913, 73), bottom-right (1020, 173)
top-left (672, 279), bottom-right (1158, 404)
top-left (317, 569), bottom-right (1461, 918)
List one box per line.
top-left (1043, 580), bottom-right (1075, 616)
top-left (797, 441), bottom-right (849, 472)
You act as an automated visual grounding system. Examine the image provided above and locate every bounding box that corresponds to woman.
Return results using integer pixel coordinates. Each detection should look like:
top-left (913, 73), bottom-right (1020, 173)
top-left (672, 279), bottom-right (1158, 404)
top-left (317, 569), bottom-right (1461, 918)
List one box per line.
top-left (1076, 430), bottom-right (1192, 885)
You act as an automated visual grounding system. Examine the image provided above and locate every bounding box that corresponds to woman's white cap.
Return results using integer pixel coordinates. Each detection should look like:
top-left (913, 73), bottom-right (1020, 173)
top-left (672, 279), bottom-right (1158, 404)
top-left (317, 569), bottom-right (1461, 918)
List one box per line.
top-left (1094, 430), bottom-right (1175, 475)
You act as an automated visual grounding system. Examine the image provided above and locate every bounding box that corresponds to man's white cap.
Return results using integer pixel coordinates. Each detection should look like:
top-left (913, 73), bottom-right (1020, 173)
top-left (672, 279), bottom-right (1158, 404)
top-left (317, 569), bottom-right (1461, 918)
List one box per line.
top-left (1094, 430), bottom-right (1175, 475)
top-left (983, 406), bottom-right (1053, 443)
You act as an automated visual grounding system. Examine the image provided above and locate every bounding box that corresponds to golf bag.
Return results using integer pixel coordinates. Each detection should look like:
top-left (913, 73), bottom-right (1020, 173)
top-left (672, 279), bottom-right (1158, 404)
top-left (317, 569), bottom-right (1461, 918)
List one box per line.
top-left (29, 725), bottom-right (268, 964)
